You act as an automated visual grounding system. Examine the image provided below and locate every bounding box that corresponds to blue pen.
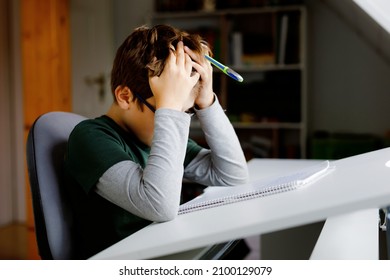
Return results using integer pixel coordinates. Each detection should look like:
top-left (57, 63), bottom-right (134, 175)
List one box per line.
top-left (204, 55), bottom-right (244, 82)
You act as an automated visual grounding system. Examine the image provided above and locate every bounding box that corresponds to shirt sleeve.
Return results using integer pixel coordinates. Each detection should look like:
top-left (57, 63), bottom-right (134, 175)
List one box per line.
top-left (184, 96), bottom-right (249, 186)
top-left (65, 120), bottom-right (135, 193)
top-left (95, 109), bottom-right (192, 222)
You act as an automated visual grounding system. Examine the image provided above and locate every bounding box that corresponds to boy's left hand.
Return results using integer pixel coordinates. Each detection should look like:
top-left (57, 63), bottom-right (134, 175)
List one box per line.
top-left (184, 46), bottom-right (215, 109)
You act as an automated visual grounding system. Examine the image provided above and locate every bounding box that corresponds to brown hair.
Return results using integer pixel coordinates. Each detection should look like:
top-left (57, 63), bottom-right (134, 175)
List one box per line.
top-left (110, 24), bottom-right (211, 109)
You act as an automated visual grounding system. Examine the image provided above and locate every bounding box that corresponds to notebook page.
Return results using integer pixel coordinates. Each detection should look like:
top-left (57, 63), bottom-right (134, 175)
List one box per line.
top-left (179, 160), bottom-right (331, 215)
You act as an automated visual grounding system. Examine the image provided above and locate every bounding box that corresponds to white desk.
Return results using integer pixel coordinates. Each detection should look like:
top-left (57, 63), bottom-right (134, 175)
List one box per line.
top-left (310, 208), bottom-right (379, 259)
top-left (91, 148), bottom-right (390, 259)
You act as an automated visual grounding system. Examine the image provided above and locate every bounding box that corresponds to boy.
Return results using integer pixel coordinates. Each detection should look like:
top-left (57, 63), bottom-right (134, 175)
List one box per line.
top-left (64, 24), bottom-right (248, 259)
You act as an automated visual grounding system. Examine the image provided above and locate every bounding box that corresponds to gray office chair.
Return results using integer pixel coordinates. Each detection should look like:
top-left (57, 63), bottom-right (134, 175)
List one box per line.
top-left (26, 111), bottom-right (87, 259)
top-left (386, 207), bottom-right (390, 258)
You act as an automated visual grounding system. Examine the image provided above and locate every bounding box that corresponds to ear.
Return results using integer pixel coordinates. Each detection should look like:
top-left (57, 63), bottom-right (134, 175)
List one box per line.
top-left (114, 86), bottom-right (133, 109)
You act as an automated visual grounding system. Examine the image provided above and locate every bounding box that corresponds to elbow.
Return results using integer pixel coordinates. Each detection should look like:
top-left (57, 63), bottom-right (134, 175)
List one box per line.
top-left (139, 181), bottom-right (182, 222)
top-left (155, 213), bottom-right (177, 223)
top-left (235, 165), bottom-right (250, 184)
top-left (149, 206), bottom-right (179, 223)
top-left (236, 176), bottom-right (250, 185)
top-left (221, 166), bottom-right (250, 186)
top-left (239, 171), bottom-right (250, 184)
top-left (225, 176), bottom-right (249, 186)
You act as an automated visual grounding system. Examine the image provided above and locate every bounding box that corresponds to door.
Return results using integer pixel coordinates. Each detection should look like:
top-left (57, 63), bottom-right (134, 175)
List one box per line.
top-left (21, 0), bottom-right (72, 259)
top-left (71, 0), bottom-right (114, 118)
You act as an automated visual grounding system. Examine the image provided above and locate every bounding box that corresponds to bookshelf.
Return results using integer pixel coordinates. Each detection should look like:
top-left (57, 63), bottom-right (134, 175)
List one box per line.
top-left (152, 2), bottom-right (307, 159)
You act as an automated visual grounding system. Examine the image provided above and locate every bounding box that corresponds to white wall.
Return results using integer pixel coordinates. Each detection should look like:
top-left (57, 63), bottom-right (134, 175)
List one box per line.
top-left (71, 0), bottom-right (115, 118)
top-left (0, 0), bottom-right (13, 225)
top-left (306, 0), bottom-right (390, 136)
top-left (70, 0), bottom-right (155, 119)
top-left (112, 0), bottom-right (154, 49)
top-left (0, 0), bottom-right (25, 225)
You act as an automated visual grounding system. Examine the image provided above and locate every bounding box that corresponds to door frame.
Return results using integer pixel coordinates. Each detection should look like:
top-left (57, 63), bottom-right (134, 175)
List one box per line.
top-left (0, 0), bottom-right (25, 225)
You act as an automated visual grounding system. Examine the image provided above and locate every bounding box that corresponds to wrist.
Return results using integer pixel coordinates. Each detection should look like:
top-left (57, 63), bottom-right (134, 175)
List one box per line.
top-left (195, 92), bottom-right (215, 109)
top-left (155, 99), bottom-right (183, 112)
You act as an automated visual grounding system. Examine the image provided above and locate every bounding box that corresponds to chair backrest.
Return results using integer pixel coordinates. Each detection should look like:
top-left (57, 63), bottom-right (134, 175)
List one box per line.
top-left (387, 207), bottom-right (390, 258)
top-left (26, 111), bottom-right (87, 259)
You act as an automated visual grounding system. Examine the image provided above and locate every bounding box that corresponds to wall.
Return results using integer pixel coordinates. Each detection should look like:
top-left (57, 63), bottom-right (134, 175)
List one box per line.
top-left (306, 0), bottom-right (390, 136)
top-left (0, 0), bottom-right (25, 225)
top-left (112, 0), bottom-right (154, 49)
top-left (112, 0), bottom-right (390, 138)
top-left (0, 0), bottom-right (13, 225)
top-left (70, 0), bottom-right (115, 118)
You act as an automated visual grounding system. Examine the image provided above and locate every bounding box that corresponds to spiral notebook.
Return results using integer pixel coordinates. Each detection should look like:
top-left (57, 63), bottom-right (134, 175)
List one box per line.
top-left (179, 160), bottom-right (331, 215)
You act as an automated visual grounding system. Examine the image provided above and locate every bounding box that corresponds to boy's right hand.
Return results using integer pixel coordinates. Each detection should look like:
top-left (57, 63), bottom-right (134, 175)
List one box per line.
top-left (149, 41), bottom-right (200, 112)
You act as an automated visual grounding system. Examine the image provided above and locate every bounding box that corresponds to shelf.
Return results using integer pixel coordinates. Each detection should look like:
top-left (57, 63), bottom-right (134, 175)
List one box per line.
top-left (153, 5), bottom-right (305, 19)
top-left (152, 4), bottom-right (307, 158)
top-left (190, 121), bottom-right (304, 130)
top-left (232, 122), bottom-right (304, 130)
top-left (228, 63), bottom-right (304, 72)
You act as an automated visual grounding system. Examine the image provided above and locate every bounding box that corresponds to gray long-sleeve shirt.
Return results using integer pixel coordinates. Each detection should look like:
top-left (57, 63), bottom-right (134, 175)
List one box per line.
top-left (96, 97), bottom-right (249, 222)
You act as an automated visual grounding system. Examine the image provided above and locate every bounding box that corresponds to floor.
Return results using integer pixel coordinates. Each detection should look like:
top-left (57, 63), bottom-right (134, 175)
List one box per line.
top-left (0, 223), bottom-right (29, 260)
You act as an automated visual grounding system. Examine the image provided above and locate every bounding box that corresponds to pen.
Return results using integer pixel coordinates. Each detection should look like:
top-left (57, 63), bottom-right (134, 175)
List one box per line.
top-left (204, 55), bottom-right (244, 82)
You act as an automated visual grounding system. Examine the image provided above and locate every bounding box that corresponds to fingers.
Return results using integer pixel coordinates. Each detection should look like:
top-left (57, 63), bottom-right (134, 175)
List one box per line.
top-left (184, 46), bottom-right (212, 81)
top-left (190, 71), bottom-right (200, 85)
top-left (188, 61), bottom-right (203, 79)
top-left (175, 41), bottom-right (185, 67)
top-left (178, 42), bottom-right (194, 75)
top-left (159, 41), bottom-right (201, 88)
top-left (184, 46), bottom-right (208, 64)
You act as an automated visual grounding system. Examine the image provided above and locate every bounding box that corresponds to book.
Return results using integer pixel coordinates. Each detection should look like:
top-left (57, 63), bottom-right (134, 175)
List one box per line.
top-left (231, 32), bottom-right (243, 67)
top-left (178, 160), bottom-right (331, 215)
top-left (241, 53), bottom-right (275, 66)
top-left (277, 14), bottom-right (289, 64)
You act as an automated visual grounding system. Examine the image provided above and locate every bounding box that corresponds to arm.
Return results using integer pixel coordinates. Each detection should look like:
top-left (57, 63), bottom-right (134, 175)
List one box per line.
top-left (184, 97), bottom-right (249, 186)
top-left (96, 109), bottom-right (191, 222)
top-left (95, 42), bottom-right (198, 222)
top-left (183, 46), bottom-right (248, 186)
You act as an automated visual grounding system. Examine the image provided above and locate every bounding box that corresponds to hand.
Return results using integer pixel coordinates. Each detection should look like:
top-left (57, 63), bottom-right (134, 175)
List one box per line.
top-left (184, 45), bottom-right (215, 109)
top-left (149, 41), bottom-right (200, 112)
